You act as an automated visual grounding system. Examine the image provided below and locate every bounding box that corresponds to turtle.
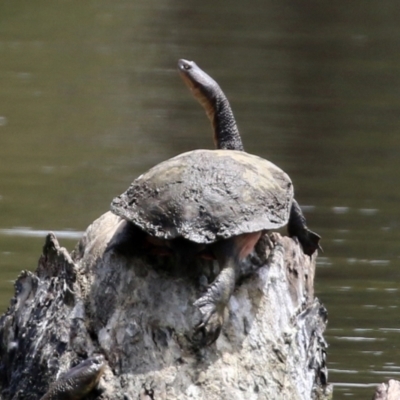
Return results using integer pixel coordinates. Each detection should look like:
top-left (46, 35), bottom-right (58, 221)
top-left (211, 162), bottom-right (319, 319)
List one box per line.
top-left (110, 60), bottom-right (321, 346)
top-left (111, 149), bottom-right (293, 345)
top-left (177, 58), bottom-right (321, 256)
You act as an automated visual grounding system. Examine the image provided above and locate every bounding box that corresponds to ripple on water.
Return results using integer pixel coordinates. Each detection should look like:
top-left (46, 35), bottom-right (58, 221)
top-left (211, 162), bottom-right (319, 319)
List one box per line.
top-left (333, 336), bottom-right (384, 342)
top-left (332, 206), bottom-right (350, 214)
top-left (360, 351), bottom-right (384, 356)
top-left (358, 208), bottom-right (379, 216)
top-left (345, 258), bottom-right (390, 266)
top-left (0, 228), bottom-right (83, 240)
top-left (333, 382), bottom-right (381, 388)
top-left (329, 206), bottom-right (381, 216)
top-left (316, 256), bottom-right (333, 266)
top-left (370, 370), bottom-right (400, 375)
top-left (383, 365), bottom-right (400, 370)
top-left (330, 369), bottom-right (359, 374)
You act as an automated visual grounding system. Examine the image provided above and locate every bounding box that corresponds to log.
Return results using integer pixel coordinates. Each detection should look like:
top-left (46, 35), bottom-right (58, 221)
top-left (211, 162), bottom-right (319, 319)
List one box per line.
top-left (373, 380), bottom-right (400, 400)
top-left (0, 211), bottom-right (332, 400)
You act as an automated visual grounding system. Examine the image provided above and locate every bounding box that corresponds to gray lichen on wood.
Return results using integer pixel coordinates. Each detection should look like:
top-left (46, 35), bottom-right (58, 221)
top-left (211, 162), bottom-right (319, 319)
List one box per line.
top-left (0, 211), bottom-right (331, 399)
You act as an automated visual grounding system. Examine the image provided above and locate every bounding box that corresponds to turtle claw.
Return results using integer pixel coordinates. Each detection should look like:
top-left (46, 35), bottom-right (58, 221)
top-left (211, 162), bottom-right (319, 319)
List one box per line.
top-left (193, 296), bottom-right (216, 327)
top-left (192, 296), bottom-right (224, 346)
top-left (192, 322), bottom-right (222, 347)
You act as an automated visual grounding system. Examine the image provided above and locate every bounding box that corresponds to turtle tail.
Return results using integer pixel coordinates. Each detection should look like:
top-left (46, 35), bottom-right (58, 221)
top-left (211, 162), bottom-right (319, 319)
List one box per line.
top-left (288, 199), bottom-right (322, 256)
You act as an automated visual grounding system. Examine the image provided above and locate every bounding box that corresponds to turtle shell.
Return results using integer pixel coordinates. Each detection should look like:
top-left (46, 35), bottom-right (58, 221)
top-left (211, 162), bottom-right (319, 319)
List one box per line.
top-left (111, 149), bottom-right (293, 244)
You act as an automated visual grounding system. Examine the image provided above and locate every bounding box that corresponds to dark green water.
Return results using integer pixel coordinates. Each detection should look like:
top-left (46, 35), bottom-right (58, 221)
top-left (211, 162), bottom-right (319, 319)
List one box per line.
top-left (1, 1), bottom-right (400, 398)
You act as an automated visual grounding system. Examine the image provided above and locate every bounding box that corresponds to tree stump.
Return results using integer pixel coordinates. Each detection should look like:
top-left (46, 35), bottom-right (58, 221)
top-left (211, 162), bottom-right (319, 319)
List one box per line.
top-left (0, 211), bottom-right (331, 399)
top-left (373, 380), bottom-right (400, 400)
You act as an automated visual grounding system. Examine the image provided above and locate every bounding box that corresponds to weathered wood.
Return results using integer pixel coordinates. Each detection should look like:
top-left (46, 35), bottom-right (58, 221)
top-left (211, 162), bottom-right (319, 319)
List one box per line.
top-left (373, 380), bottom-right (400, 400)
top-left (0, 211), bottom-right (331, 399)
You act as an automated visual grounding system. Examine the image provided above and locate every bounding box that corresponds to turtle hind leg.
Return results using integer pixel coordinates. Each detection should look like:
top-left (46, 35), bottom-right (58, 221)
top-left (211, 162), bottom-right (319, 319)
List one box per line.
top-left (192, 238), bottom-right (239, 346)
top-left (297, 228), bottom-right (322, 256)
top-left (288, 199), bottom-right (322, 256)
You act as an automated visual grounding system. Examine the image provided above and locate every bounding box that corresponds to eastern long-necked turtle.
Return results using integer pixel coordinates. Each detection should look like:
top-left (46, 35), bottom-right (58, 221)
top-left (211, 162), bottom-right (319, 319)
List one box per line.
top-left (111, 60), bottom-right (320, 345)
top-left (177, 58), bottom-right (321, 256)
top-left (112, 149), bottom-right (293, 344)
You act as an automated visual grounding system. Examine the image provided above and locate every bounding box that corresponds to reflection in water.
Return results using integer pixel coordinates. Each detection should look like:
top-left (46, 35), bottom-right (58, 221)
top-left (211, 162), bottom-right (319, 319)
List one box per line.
top-left (1, 0), bottom-right (400, 397)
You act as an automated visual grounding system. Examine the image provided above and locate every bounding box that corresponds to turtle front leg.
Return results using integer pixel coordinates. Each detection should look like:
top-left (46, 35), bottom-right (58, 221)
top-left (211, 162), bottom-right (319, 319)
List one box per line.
top-left (193, 238), bottom-right (239, 346)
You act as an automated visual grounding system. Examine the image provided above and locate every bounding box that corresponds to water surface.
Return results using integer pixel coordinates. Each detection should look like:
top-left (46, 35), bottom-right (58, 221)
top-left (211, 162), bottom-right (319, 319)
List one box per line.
top-left (1, 1), bottom-right (400, 398)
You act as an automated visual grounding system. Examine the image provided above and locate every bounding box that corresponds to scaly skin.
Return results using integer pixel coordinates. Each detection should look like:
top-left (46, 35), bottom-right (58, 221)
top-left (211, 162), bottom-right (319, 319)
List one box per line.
top-left (178, 59), bottom-right (244, 152)
top-left (40, 355), bottom-right (105, 400)
top-left (193, 232), bottom-right (261, 346)
top-left (178, 58), bottom-right (321, 256)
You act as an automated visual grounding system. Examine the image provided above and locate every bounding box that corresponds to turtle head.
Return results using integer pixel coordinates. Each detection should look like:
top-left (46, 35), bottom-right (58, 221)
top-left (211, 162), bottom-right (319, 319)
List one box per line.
top-left (178, 59), bottom-right (243, 151)
top-left (178, 59), bottom-right (221, 118)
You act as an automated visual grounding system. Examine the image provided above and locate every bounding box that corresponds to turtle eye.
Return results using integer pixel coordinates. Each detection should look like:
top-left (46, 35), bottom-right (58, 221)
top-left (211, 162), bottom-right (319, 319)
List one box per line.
top-left (184, 64), bottom-right (191, 70)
